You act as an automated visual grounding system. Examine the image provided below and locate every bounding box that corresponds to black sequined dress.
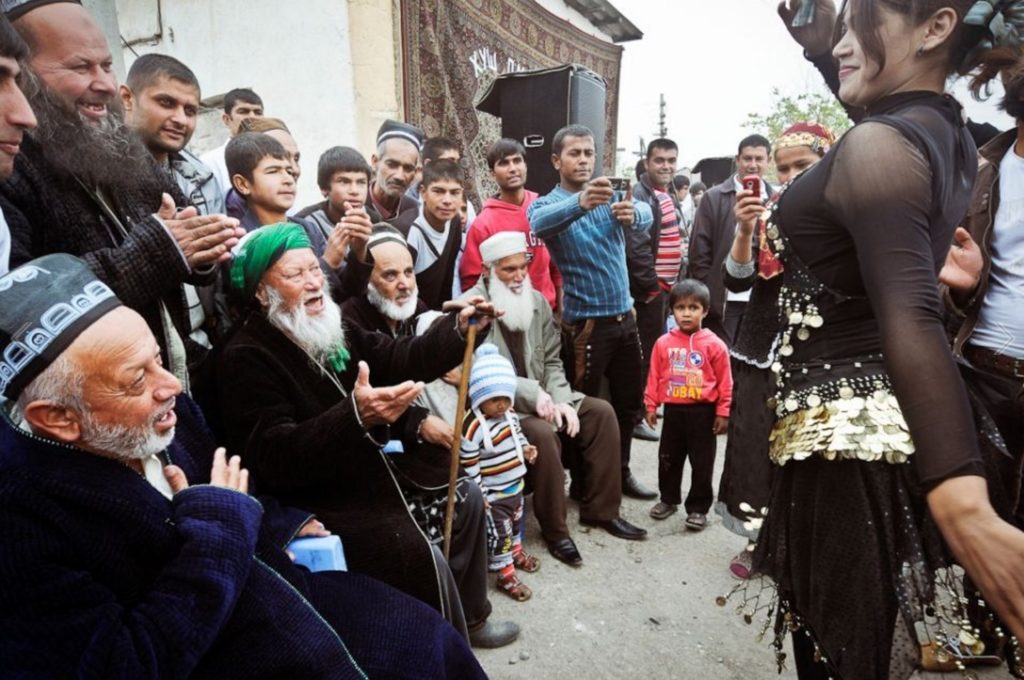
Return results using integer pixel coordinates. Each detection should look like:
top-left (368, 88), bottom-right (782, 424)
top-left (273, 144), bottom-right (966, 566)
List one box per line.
top-left (749, 92), bottom-right (983, 679)
top-left (715, 214), bottom-right (784, 541)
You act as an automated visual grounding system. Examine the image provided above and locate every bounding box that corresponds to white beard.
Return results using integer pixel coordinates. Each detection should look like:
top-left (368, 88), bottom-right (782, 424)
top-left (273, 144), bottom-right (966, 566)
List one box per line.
top-left (266, 285), bottom-right (347, 366)
top-left (490, 275), bottom-right (535, 333)
top-left (79, 399), bottom-right (176, 461)
top-left (366, 281), bottom-right (419, 322)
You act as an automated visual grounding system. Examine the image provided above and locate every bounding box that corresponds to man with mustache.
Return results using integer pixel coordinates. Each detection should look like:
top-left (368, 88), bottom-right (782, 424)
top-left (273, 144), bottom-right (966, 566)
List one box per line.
top-left (528, 124), bottom-right (657, 502)
top-left (120, 53), bottom-right (224, 217)
top-left (462, 231), bottom-right (646, 559)
top-left (369, 118), bottom-right (423, 234)
top-left (342, 225), bottom-right (427, 337)
top-left (2, 0), bottom-right (243, 387)
top-left (217, 224), bottom-right (520, 649)
top-left (0, 14), bottom-right (35, 276)
top-left (120, 53), bottom-right (227, 354)
top-left (0, 254), bottom-right (486, 678)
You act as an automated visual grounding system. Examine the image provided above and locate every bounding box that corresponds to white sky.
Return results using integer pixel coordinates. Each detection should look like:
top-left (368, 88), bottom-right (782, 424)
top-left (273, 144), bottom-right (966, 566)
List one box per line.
top-left (613, 0), bottom-right (1012, 171)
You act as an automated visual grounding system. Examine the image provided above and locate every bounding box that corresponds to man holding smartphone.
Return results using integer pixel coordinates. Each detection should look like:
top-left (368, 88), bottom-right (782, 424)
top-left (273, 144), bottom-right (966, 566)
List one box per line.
top-left (687, 134), bottom-right (772, 344)
top-left (528, 125), bottom-right (658, 519)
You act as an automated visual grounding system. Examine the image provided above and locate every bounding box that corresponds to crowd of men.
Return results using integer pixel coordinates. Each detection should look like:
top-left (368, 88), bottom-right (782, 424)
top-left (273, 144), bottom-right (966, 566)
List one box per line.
top-left (0, 0), bottom-right (1021, 676)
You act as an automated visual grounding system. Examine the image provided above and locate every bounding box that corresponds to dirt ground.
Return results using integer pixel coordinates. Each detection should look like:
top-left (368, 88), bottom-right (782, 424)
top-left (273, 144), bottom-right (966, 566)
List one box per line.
top-left (475, 431), bottom-right (1013, 680)
top-left (475, 432), bottom-right (792, 680)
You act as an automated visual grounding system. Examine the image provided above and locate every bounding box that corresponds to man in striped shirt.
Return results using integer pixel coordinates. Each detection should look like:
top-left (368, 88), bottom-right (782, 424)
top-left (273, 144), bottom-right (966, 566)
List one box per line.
top-left (528, 124), bottom-right (658, 509)
top-left (629, 138), bottom-right (683, 441)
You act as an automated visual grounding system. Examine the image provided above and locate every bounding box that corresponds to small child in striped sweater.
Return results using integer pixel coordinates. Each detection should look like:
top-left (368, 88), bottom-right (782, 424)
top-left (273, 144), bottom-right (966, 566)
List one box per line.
top-left (461, 344), bottom-right (540, 602)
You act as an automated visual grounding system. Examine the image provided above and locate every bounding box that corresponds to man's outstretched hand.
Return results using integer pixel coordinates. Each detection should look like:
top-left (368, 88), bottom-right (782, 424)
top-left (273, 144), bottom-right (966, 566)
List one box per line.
top-left (353, 361), bottom-right (423, 427)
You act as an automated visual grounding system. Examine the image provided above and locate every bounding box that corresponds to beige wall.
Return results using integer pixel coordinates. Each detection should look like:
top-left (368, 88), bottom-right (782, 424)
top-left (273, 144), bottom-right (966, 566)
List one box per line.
top-left (113, 0), bottom-right (405, 208)
top-left (347, 0), bottom-right (405, 159)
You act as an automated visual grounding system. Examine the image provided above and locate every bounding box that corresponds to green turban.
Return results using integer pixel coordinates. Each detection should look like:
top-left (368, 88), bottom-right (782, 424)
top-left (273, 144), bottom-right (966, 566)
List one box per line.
top-left (229, 223), bottom-right (312, 298)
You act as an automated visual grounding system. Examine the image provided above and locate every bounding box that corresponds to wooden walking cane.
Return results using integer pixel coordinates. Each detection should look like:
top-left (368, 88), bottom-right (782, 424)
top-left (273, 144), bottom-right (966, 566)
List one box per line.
top-left (442, 318), bottom-right (477, 560)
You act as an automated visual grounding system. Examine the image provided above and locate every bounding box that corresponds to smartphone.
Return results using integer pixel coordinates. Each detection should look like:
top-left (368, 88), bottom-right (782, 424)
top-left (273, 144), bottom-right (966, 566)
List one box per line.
top-left (609, 177), bottom-right (632, 201)
top-left (791, 1), bottom-right (816, 27)
top-left (742, 175), bottom-right (761, 198)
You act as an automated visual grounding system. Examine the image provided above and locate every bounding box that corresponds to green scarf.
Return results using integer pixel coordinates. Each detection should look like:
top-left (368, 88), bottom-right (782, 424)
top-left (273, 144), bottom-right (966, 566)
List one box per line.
top-left (229, 223), bottom-right (312, 299)
top-left (230, 224), bottom-right (350, 372)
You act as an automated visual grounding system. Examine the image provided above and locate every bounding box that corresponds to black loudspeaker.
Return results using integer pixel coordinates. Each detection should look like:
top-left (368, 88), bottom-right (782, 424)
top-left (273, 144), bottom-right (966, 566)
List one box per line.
top-left (477, 64), bottom-right (607, 194)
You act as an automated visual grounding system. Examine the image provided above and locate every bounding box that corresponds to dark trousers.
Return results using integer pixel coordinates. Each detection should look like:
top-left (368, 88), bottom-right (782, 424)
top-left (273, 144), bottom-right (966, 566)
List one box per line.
top-left (561, 314), bottom-right (644, 474)
top-left (404, 478), bottom-right (491, 630)
top-left (444, 480), bottom-right (491, 628)
top-left (723, 300), bottom-right (747, 346)
top-left (520, 396), bottom-right (622, 540)
top-left (634, 291), bottom-right (666, 388)
top-left (961, 353), bottom-right (1024, 525)
top-left (657, 403), bottom-right (717, 513)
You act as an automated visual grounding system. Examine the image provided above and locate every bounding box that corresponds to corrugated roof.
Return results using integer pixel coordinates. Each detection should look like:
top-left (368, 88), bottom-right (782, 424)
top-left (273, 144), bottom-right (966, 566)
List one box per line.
top-left (562, 0), bottom-right (643, 43)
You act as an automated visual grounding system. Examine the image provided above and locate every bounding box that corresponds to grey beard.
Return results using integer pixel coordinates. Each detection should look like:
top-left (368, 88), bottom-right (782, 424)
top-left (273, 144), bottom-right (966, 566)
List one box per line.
top-left (490, 275), bottom-right (535, 332)
top-left (265, 285), bottom-right (347, 366)
top-left (25, 72), bottom-right (164, 193)
top-left (78, 400), bottom-right (175, 461)
top-left (366, 281), bottom-right (418, 322)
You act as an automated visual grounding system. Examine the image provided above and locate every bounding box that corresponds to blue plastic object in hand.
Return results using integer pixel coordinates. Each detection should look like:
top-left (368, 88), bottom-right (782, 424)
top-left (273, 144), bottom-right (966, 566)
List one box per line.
top-left (288, 535), bottom-right (347, 572)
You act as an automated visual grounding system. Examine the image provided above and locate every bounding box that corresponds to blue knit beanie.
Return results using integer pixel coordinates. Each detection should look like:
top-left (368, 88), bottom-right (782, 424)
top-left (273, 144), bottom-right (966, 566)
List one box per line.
top-left (469, 343), bottom-right (517, 410)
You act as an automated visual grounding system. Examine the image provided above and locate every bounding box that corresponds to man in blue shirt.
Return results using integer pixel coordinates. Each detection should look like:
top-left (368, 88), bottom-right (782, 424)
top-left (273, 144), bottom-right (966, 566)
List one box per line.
top-left (528, 124), bottom-right (657, 529)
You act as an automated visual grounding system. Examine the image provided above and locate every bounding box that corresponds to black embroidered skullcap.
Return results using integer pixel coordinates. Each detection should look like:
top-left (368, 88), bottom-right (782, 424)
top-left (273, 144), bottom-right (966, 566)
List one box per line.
top-left (0, 254), bottom-right (120, 399)
top-left (376, 119), bottom-right (425, 151)
top-left (1, 0), bottom-right (80, 20)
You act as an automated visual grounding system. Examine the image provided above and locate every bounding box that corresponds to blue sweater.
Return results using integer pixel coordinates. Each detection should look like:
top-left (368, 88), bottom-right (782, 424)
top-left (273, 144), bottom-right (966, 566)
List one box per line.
top-left (528, 185), bottom-right (653, 322)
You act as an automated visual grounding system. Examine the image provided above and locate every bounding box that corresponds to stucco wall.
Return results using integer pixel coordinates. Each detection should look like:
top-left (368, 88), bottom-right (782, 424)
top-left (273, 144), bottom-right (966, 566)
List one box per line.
top-left (116, 0), bottom-right (370, 208)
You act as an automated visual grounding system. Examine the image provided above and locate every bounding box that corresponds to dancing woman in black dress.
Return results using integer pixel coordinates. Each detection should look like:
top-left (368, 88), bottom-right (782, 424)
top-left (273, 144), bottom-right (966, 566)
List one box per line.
top-left (744, 1), bottom-right (1024, 677)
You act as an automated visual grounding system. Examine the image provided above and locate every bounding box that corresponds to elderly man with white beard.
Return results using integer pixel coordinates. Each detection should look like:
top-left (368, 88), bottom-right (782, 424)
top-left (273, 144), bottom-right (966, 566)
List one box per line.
top-left (462, 231), bottom-right (646, 567)
top-left (342, 225), bottom-right (428, 337)
top-left (0, 254), bottom-right (487, 678)
top-left (217, 223), bottom-right (520, 649)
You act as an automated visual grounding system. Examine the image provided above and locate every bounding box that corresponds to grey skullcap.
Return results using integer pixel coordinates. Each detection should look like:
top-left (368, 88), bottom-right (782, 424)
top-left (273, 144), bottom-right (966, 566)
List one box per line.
top-left (0, 254), bottom-right (120, 399)
top-left (1, 0), bottom-right (80, 20)
top-left (376, 119), bottom-right (425, 151)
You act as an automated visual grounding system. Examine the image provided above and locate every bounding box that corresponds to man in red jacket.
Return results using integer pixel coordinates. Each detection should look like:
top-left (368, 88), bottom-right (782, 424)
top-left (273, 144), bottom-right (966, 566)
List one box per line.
top-left (460, 138), bottom-right (561, 311)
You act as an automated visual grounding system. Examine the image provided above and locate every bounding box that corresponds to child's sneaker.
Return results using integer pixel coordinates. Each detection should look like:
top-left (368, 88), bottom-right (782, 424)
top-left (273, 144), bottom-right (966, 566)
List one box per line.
top-left (729, 549), bottom-right (753, 579)
top-left (684, 512), bottom-right (707, 531)
top-left (649, 501), bottom-right (678, 520)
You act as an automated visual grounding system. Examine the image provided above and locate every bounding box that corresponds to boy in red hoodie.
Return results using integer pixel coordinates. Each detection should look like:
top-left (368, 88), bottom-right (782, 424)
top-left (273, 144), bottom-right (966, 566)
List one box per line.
top-left (460, 138), bottom-right (561, 310)
top-left (644, 279), bottom-right (732, 531)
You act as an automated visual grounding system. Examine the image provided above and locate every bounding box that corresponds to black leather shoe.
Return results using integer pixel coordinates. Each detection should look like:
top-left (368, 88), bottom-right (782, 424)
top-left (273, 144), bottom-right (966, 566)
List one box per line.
top-left (622, 473), bottom-right (658, 500)
top-left (547, 537), bottom-right (583, 567)
top-left (580, 516), bottom-right (647, 540)
top-left (468, 620), bottom-right (520, 649)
